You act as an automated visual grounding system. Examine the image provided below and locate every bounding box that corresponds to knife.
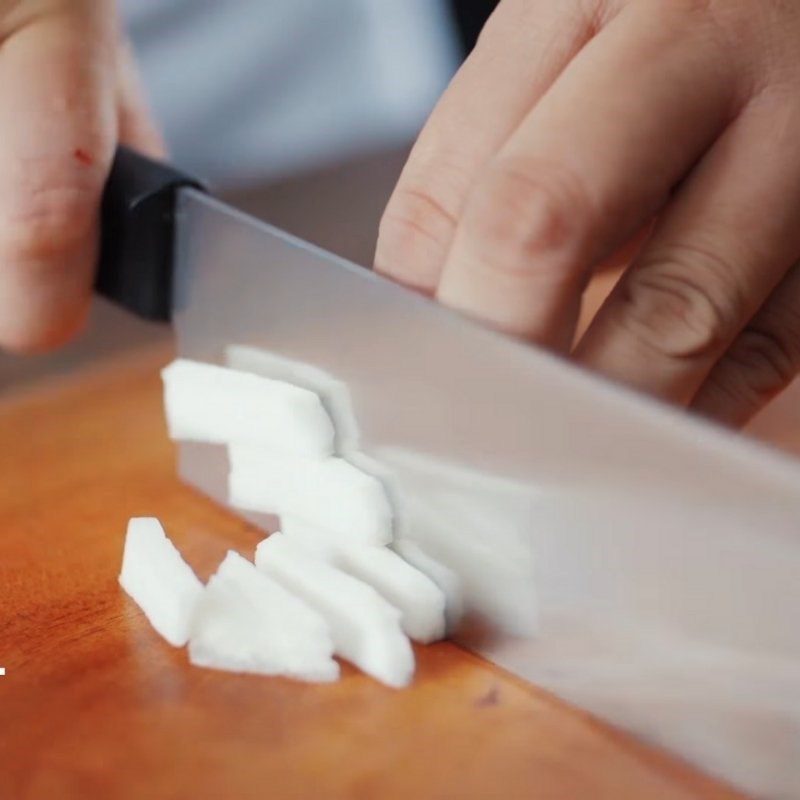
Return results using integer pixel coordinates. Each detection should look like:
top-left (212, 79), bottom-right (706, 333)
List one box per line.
top-left (98, 147), bottom-right (800, 799)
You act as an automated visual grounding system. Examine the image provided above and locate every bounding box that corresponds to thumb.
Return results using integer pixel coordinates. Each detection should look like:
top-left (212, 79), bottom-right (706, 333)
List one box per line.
top-left (0, 1), bottom-right (118, 353)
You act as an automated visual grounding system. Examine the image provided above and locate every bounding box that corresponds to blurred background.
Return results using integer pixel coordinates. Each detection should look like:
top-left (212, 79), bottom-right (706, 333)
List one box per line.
top-left (0, 0), bottom-right (496, 389)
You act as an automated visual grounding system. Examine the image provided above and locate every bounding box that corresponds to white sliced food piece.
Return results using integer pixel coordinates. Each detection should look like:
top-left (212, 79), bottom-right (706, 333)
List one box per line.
top-left (279, 514), bottom-right (343, 560)
top-left (274, 462), bottom-right (448, 640)
top-left (226, 345), bottom-right (360, 454)
top-left (228, 446), bottom-right (393, 545)
top-left (118, 517), bottom-right (203, 647)
top-left (344, 451), bottom-right (405, 536)
top-left (393, 539), bottom-right (464, 634)
top-left (161, 358), bottom-right (335, 457)
top-left (255, 534), bottom-right (414, 688)
top-left (189, 551), bottom-right (339, 682)
top-left (278, 518), bottom-right (446, 640)
top-left (335, 546), bottom-right (446, 644)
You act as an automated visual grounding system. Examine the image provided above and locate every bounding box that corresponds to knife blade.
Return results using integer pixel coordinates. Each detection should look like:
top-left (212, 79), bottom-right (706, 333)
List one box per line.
top-left (99, 149), bottom-right (800, 798)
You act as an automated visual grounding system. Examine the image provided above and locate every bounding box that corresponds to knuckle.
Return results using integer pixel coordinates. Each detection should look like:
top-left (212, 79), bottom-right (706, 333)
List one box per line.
top-left (378, 184), bottom-right (458, 257)
top-left (462, 159), bottom-right (591, 277)
top-left (618, 247), bottom-right (743, 361)
top-left (727, 326), bottom-right (799, 398)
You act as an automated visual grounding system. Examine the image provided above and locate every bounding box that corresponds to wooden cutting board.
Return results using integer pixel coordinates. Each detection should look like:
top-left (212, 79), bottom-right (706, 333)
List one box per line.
top-left (0, 347), bottom-right (747, 800)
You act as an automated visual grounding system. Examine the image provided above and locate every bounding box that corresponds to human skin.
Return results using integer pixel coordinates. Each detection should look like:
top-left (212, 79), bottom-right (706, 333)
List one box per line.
top-left (376, 0), bottom-right (800, 426)
top-left (0, 0), bottom-right (162, 353)
top-left (2, 1), bottom-right (798, 427)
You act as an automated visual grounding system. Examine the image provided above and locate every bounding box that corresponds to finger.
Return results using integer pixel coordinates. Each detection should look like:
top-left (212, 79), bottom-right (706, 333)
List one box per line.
top-left (594, 220), bottom-right (654, 275)
top-left (691, 263), bottom-right (800, 427)
top-left (115, 37), bottom-right (166, 158)
top-left (576, 95), bottom-right (800, 404)
top-left (573, 224), bottom-right (653, 343)
top-left (436, 1), bottom-right (740, 349)
top-left (375, 0), bottom-right (604, 291)
top-left (576, 266), bottom-right (623, 343)
top-left (0, 1), bottom-right (117, 352)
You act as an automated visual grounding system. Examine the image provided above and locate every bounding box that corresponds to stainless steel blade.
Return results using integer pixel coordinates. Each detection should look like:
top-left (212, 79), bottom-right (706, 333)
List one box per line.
top-left (172, 188), bottom-right (800, 798)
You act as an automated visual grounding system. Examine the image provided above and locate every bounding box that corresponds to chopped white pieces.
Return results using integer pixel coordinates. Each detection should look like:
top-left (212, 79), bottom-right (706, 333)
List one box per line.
top-left (279, 514), bottom-right (343, 560)
top-left (162, 358), bottom-right (335, 457)
top-left (255, 534), bottom-right (414, 688)
top-left (335, 547), bottom-right (446, 644)
top-left (228, 446), bottom-right (393, 546)
top-left (151, 354), bottom-right (457, 689)
top-left (188, 551), bottom-right (339, 682)
top-left (226, 345), bottom-right (361, 453)
top-left (275, 520), bottom-right (447, 642)
top-left (394, 539), bottom-right (464, 634)
top-left (118, 517), bottom-right (203, 647)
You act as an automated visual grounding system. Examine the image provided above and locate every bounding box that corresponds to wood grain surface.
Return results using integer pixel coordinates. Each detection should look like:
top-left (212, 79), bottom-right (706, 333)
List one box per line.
top-left (0, 347), bottom-right (749, 800)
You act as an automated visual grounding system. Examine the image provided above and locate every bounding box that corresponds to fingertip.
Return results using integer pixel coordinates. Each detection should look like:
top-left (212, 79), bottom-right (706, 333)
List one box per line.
top-left (0, 292), bottom-right (91, 354)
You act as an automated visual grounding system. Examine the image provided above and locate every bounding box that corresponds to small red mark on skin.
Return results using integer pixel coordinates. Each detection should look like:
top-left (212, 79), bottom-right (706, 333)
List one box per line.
top-left (475, 685), bottom-right (500, 708)
top-left (73, 148), bottom-right (94, 167)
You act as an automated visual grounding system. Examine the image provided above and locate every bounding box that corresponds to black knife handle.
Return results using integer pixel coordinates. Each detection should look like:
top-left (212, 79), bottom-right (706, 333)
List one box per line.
top-left (95, 146), bottom-right (205, 322)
